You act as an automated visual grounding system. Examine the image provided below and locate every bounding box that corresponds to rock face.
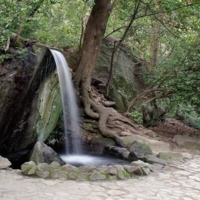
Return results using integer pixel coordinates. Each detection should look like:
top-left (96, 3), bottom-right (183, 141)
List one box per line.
top-left (0, 48), bottom-right (62, 154)
top-left (33, 71), bottom-right (62, 142)
top-left (93, 37), bottom-right (146, 111)
top-left (0, 47), bottom-right (38, 153)
top-left (29, 141), bottom-right (65, 165)
top-left (21, 159), bottom-right (153, 181)
top-left (0, 37), bottom-right (147, 156)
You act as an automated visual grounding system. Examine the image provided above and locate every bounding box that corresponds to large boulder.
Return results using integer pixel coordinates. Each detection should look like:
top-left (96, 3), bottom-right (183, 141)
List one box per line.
top-left (0, 48), bottom-right (66, 154)
top-left (93, 37), bottom-right (146, 111)
top-left (29, 141), bottom-right (65, 165)
top-left (0, 47), bottom-right (38, 153)
top-left (0, 48), bottom-right (61, 153)
top-left (33, 71), bottom-right (62, 142)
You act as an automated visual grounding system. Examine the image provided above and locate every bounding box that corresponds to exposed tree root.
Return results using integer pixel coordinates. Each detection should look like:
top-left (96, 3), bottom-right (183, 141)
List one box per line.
top-left (73, 0), bottom-right (146, 148)
top-left (80, 83), bottom-right (145, 148)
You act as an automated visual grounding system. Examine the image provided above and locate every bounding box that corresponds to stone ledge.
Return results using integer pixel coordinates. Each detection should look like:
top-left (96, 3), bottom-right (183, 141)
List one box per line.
top-left (21, 160), bottom-right (158, 181)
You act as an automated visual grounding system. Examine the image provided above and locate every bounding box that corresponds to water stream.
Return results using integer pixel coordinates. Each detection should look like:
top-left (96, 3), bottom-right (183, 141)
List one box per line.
top-left (50, 49), bottom-right (81, 155)
top-left (50, 49), bottom-right (130, 166)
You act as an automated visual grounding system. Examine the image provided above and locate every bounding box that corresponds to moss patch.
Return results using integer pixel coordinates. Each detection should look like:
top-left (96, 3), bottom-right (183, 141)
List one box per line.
top-left (34, 72), bottom-right (62, 141)
top-left (109, 73), bottom-right (137, 111)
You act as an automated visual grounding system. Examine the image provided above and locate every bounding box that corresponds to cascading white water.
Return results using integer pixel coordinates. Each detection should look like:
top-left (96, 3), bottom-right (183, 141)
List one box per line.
top-left (50, 49), bottom-right (81, 155)
top-left (50, 49), bottom-right (130, 166)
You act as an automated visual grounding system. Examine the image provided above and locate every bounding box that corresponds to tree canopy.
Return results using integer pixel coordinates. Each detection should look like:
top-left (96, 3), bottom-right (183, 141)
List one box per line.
top-left (1, 0), bottom-right (200, 127)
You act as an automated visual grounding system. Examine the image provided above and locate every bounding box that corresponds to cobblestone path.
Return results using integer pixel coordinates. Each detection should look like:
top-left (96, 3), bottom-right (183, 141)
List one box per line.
top-left (0, 156), bottom-right (200, 200)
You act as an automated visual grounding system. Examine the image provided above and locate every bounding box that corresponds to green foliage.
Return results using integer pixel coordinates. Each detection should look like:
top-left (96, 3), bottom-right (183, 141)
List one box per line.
top-left (1, 0), bottom-right (200, 126)
top-left (0, 54), bottom-right (12, 63)
top-left (32, 0), bottom-right (92, 48)
top-left (175, 104), bottom-right (200, 130)
top-left (127, 111), bottom-right (143, 124)
top-left (0, 0), bottom-right (92, 50)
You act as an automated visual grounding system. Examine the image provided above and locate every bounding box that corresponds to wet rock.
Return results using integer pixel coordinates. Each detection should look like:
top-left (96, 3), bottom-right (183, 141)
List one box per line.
top-left (104, 146), bottom-right (137, 161)
top-left (29, 141), bottom-right (65, 165)
top-left (35, 70), bottom-right (62, 142)
top-left (0, 156), bottom-right (11, 169)
top-left (128, 152), bottom-right (138, 161)
top-left (90, 137), bottom-right (116, 151)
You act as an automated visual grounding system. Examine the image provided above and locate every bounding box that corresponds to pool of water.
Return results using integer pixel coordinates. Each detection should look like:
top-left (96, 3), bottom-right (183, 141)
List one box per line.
top-left (60, 154), bottom-right (130, 166)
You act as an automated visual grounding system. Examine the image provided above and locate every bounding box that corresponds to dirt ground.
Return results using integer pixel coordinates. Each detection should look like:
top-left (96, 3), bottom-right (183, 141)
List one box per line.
top-left (149, 118), bottom-right (200, 148)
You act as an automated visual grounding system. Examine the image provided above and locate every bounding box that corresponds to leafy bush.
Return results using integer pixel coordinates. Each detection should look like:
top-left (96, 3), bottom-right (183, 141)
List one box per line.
top-left (175, 104), bottom-right (200, 130)
top-left (127, 110), bottom-right (143, 124)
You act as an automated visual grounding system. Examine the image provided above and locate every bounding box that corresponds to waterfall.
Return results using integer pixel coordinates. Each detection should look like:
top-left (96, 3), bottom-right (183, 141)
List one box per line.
top-left (49, 50), bottom-right (130, 166)
top-left (50, 49), bottom-right (81, 155)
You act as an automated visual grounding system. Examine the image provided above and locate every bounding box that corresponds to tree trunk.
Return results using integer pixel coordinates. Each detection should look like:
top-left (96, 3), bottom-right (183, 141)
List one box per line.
top-left (149, 20), bottom-right (161, 70)
top-left (75, 0), bottom-right (111, 87)
top-left (74, 0), bottom-right (127, 147)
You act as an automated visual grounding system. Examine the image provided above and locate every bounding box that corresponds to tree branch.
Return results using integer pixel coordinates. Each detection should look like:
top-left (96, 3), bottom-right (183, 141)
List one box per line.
top-left (135, 2), bottom-right (200, 20)
top-left (106, 0), bottom-right (142, 93)
top-left (4, 36), bottom-right (10, 52)
top-left (110, 0), bottom-right (117, 12)
top-left (104, 26), bottom-right (127, 39)
top-left (126, 88), bottom-right (166, 113)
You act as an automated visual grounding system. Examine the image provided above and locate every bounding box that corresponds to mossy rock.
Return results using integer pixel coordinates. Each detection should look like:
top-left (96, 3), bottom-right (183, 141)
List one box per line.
top-left (94, 37), bottom-right (146, 112)
top-left (34, 71), bottom-right (62, 142)
top-left (109, 73), bottom-right (137, 111)
top-left (129, 141), bottom-right (153, 157)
